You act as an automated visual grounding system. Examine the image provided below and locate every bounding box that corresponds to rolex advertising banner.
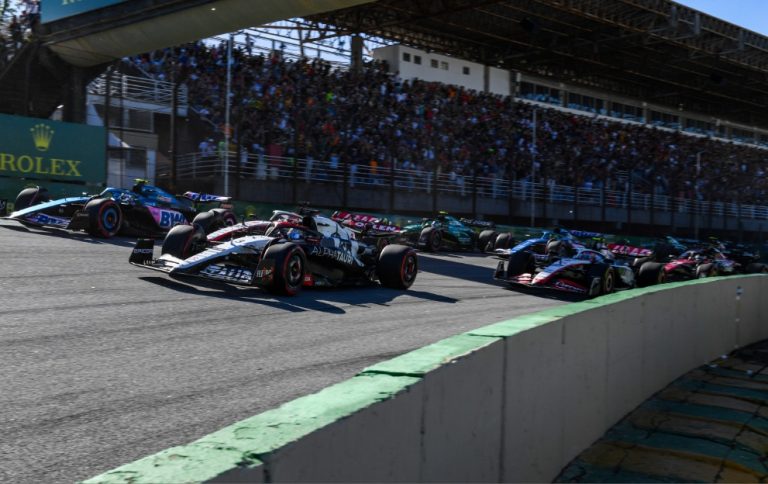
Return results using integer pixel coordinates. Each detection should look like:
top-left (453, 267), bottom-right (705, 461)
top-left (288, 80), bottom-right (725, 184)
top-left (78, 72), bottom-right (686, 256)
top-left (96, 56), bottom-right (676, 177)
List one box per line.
top-left (41, 0), bottom-right (128, 23)
top-left (0, 114), bottom-right (105, 202)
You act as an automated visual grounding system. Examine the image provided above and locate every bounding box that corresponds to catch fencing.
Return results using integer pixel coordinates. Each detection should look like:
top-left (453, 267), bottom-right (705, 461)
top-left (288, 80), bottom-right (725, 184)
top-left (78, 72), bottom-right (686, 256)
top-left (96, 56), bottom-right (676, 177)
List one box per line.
top-left (171, 152), bottom-right (768, 221)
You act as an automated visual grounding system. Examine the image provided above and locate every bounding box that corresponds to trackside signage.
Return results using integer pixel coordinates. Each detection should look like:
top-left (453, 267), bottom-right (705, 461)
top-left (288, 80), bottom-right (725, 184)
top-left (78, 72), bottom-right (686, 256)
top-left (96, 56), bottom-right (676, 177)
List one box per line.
top-left (41, 0), bottom-right (128, 23)
top-left (0, 113), bottom-right (105, 185)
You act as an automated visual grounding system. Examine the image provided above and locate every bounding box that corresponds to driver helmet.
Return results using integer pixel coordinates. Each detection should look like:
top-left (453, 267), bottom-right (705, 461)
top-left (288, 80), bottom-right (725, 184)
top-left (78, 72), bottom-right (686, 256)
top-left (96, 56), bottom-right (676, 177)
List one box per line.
top-left (288, 228), bottom-right (303, 241)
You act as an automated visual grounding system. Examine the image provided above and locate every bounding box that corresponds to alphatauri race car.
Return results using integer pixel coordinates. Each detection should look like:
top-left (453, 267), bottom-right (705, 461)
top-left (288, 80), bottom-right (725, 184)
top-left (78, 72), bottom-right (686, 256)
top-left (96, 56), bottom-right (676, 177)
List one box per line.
top-left (494, 247), bottom-right (635, 297)
top-left (129, 209), bottom-right (418, 295)
top-left (5, 180), bottom-right (235, 238)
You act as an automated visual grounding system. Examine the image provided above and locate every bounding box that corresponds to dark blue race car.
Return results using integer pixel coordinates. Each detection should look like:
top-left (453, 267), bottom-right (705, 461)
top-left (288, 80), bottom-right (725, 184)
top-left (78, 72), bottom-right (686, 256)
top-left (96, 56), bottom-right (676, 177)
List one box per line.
top-left (5, 180), bottom-right (236, 238)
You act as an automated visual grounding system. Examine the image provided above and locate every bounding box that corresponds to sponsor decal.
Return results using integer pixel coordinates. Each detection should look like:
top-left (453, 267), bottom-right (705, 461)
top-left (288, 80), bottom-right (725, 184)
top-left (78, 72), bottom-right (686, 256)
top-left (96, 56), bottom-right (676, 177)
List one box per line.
top-left (25, 212), bottom-right (69, 227)
top-left (147, 206), bottom-right (186, 228)
top-left (607, 244), bottom-right (652, 257)
top-left (255, 268), bottom-right (273, 278)
top-left (310, 245), bottom-right (354, 265)
top-left (201, 265), bottom-right (253, 283)
top-left (303, 274), bottom-right (314, 286)
top-left (459, 217), bottom-right (494, 227)
top-left (553, 279), bottom-right (587, 293)
top-left (132, 248), bottom-right (153, 254)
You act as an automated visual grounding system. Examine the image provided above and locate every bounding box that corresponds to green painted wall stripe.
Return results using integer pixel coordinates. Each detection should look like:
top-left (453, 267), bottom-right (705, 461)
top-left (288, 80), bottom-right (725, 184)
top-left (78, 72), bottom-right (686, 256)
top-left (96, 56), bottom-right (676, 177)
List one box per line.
top-left (360, 333), bottom-right (501, 376)
top-left (85, 373), bottom-right (419, 483)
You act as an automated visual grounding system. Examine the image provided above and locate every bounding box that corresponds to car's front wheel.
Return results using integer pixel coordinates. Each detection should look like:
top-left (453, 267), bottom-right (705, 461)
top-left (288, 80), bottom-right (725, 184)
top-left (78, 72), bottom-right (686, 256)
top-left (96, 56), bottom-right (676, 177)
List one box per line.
top-left (162, 224), bottom-right (206, 259)
top-left (14, 186), bottom-right (49, 211)
top-left (261, 243), bottom-right (306, 296)
top-left (85, 198), bottom-right (123, 238)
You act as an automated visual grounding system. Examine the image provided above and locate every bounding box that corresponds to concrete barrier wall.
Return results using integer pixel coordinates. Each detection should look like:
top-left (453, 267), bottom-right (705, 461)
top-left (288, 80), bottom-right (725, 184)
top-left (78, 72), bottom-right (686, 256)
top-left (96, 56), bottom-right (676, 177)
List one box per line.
top-left (86, 275), bottom-right (768, 483)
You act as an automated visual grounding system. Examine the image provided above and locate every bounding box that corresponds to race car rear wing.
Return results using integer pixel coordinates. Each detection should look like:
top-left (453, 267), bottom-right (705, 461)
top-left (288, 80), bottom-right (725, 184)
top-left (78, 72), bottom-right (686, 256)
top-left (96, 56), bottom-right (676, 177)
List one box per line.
top-left (331, 210), bottom-right (401, 233)
top-left (458, 218), bottom-right (495, 229)
top-left (606, 243), bottom-right (653, 258)
top-left (182, 191), bottom-right (233, 209)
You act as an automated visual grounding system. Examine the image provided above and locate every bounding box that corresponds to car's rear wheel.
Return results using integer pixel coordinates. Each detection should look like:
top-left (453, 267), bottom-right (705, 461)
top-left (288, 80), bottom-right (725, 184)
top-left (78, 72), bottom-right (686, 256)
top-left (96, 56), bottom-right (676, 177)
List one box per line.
top-left (193, 209), bottom-right (235, 234)
top-left (14, 186), bottom-right (49, 211)
top-left (162, 224), bottom-right (206, 259)
top-left (637, 261), bottom-right (666, 287)
top-left (696, 263), bottom-right (716, 278)
top-left (377, 244), bottom-right (418, 289)
top-left (261, 243), bottom-right (306, 296)
top-left (419, 226), bottom-right (442, 252)
top-left (85, 198), bottom-right (123, 238)
top-left (477, 230), bottom-right (498, 252)
top-left (745, 262), bottom-right (768, 274)
top-left (494, 232), bottom-right (514, 251)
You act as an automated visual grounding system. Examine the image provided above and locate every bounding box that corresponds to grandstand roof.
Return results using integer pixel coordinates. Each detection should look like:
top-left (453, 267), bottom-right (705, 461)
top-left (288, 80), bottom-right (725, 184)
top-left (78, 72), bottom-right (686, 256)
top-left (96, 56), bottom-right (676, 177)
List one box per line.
top-left (305, 0), bottom-right (768, 127)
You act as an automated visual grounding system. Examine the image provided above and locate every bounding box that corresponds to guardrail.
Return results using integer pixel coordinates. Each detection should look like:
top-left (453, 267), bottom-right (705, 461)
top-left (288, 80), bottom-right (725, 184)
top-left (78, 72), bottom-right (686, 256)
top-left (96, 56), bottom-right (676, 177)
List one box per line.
top-left (85, 275), bottom-right (768, 483)
top-left (88, 72), bottom-right (188, 108)
top-left (169, 152), bottom-right (768, 220)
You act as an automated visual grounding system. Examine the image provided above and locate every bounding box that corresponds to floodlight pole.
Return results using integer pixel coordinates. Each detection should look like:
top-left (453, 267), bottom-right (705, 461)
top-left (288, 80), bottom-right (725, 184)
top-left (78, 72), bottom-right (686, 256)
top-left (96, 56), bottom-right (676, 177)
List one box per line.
top-left (530, 108), bottom-right (537, 228)
top-left (224, 33), bottom-right (233, 195)
top-left (694, 151), bottom-right (704, 240)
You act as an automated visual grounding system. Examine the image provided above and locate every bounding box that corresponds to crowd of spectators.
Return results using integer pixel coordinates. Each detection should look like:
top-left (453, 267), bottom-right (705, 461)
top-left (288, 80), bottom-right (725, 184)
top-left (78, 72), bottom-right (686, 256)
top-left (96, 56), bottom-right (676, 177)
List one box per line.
top-left (0, 0), bottom-right (39, 71)
top-left (125, 40), bottom-right (768, 206)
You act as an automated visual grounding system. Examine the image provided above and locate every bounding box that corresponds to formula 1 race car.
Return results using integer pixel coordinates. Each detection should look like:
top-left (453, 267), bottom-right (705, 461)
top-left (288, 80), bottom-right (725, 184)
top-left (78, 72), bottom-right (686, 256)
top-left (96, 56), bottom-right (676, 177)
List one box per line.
top-left (399, 212), bottom-right (492, 252)
top-left (5, 180), bottom-right (236, 238)
top-left (129, 208), bottom-right (418, 295)
top-left (491, 227), bottom-right (600, 261)
top-left (494, 247), bottom-right (635, 298)
top-left (634, 246), bottom-right (739, 286)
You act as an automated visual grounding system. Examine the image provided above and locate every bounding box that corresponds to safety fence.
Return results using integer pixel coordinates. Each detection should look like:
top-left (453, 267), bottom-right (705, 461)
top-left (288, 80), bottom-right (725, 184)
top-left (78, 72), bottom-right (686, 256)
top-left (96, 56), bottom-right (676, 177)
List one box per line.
top-left (170, 152), bottom-right (768, 220)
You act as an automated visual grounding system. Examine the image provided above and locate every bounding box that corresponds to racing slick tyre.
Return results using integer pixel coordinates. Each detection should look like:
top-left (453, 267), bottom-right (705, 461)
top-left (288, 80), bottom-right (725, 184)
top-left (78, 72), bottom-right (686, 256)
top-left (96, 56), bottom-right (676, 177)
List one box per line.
top-left (637, 261), bottom-right (666, 287)
top-left (587, 264), bottom-right (615, 297)
top-left (745, 262), bottom-right (768, 274)
top-left (14, 186), bottom-right (49, 210)
top-left (212, 208), bottom-right (237, 227)
top-left (545, 240), bottom-right (572, 262)
top-left (192, 209), bottom-right (235, 234)
top-left (477, 230), bottom-right (498, 252)
top-left (261, 242), bottom-right (306, 296)
top-left (494, 232), bottom-right (514, 251)
top-left (696, 263), bottom-right (717, 278)
top-left (376, 244), bottom-right (418, 289)
top-left (506, 251), bottom-right (535, 277)
top-left (85, 198), bottom-right (123, 238)
top-left (162, 224), bottom-right (206, 259)
top-left (419, 226), bottom-right (442, 252)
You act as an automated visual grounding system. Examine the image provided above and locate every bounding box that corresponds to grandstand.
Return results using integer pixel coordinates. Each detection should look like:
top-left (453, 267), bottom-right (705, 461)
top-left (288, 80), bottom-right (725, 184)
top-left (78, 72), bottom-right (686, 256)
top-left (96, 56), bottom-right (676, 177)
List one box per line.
top-left (2, 0), bottom-right (768, 240)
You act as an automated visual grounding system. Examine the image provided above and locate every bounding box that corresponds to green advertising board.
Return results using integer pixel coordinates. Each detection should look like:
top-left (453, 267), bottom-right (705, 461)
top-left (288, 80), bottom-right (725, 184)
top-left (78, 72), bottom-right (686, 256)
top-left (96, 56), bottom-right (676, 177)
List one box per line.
top-left (41, 0), bottom-right (128, 23)
top-left (0, 114), bottom-right (105, 203)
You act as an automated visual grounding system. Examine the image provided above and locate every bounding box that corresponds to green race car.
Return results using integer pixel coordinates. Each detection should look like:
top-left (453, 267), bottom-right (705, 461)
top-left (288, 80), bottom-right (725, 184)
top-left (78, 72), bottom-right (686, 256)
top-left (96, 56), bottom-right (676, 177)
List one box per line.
top-left (399, 212), bottom-right (496, 252)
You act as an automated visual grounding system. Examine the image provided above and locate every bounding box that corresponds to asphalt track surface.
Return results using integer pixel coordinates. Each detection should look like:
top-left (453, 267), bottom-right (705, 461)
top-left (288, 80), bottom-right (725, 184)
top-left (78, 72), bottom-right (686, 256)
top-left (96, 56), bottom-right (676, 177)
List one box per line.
top-left (0, 219), bottom-right (569, 483)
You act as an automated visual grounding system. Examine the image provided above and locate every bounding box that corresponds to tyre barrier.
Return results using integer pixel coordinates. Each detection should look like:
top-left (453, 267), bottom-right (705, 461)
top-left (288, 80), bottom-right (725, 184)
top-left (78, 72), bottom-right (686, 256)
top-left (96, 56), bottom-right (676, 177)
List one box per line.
top-left (86, 275), bottom-right (768, 483)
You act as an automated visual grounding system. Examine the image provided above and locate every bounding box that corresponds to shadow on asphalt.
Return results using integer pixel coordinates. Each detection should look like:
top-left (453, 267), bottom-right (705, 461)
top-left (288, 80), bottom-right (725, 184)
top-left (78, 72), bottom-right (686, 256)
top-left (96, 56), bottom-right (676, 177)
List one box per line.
top-left (499, 284), bottom-right (590, 303)
top-left (139, 275), bottom-right (457, 314)
top-left (417, 251), bottom-right (509, 287)
top-left (0, 222), bottom-right (136, 247)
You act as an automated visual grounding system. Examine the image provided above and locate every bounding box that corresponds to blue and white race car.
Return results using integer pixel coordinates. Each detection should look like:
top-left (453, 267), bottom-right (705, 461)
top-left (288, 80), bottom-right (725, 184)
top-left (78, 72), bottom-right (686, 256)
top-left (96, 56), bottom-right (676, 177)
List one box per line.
top-left (5, 180), bottom-right (235, 238)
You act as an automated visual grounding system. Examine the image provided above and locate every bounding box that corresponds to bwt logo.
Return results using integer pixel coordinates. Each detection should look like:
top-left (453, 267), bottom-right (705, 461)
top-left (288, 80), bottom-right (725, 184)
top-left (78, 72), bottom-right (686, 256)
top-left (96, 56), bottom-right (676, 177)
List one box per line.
top-left (159, 211), bottom-right (186, 228)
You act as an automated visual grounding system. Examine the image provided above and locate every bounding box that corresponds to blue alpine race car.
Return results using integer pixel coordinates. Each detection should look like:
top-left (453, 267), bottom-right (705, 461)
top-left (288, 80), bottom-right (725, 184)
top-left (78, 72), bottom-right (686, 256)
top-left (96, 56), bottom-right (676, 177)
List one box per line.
top-left (5, 180), bottom-right (236, 238)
